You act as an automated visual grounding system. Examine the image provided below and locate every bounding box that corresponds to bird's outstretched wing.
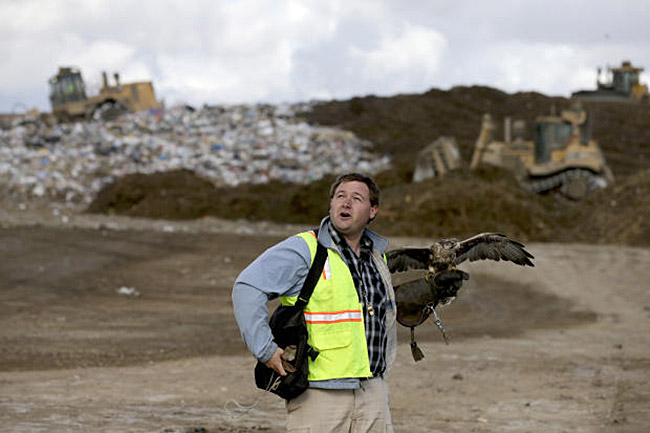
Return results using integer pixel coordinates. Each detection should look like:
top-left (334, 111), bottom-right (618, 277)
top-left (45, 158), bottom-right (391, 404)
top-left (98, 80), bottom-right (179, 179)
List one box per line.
top-left (386, 248), bottom-right (431, 272)
top-left (455, 232), bottom-right (534, 267)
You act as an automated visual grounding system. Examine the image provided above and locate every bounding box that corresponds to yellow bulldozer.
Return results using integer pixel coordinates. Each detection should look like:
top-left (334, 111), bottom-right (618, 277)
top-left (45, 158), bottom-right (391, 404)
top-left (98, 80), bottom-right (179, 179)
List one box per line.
top-left (470, 105), bottom-right (614, 200)
top-left (572, 60), bottom-right (649, 102)
top-left (48, 66), bottom-right (162, 122)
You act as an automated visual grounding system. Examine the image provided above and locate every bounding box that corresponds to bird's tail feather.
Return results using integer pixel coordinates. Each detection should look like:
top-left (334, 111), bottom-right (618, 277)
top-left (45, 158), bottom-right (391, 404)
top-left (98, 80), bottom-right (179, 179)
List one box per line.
top-left (410, 328), bottom-right (425, 362)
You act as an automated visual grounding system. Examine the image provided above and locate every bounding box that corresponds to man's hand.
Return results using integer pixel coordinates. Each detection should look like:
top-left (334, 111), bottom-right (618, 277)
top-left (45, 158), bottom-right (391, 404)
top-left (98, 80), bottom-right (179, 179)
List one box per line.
top-left (264, 347), bottom-right (297, 376)
top-left (433, 269), bottom-right (470, 299)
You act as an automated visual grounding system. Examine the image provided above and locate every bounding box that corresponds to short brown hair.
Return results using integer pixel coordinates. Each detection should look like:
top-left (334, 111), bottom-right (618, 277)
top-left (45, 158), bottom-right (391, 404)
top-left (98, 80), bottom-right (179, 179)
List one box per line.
top-left (329, 173), bottom-right (380, 207)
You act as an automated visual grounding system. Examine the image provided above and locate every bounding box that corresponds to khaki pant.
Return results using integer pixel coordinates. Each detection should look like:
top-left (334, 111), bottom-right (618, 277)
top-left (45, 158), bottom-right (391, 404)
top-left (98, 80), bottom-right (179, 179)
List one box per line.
top-left (285, 377), bottom-right (393, 433)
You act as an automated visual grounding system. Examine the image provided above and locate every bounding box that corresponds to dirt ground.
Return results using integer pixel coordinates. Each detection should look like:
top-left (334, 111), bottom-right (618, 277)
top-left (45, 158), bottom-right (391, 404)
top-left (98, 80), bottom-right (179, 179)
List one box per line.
top-left (1, 207), bottom-right (649, 433)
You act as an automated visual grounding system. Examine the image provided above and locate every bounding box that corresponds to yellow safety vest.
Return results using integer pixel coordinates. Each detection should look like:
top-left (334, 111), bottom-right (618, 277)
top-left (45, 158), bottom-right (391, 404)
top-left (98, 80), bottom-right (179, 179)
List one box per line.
top-left (280, 231), bottom-right (372, 381)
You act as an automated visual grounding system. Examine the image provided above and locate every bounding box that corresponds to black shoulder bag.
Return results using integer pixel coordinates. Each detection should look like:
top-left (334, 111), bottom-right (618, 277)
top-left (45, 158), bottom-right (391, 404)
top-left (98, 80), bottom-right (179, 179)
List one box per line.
top-left (254, 233), bottom-right (327, 400)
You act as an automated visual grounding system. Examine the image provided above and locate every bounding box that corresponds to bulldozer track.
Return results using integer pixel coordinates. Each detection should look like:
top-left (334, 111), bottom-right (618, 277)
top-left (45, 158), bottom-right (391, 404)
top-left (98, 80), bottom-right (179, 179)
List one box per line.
top-left (525, 169), bottom-right (609, 199)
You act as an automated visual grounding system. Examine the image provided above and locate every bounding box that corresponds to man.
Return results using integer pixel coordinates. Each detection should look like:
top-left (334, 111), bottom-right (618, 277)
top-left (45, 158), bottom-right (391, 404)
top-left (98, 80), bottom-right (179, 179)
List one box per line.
top-left (232, 173), bottom-right (464, 432)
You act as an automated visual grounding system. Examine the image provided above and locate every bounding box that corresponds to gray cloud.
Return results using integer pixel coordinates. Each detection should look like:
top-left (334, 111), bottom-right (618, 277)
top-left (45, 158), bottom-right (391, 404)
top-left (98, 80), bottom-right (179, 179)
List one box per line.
top-left (1, 0), bottom-right (648, 112)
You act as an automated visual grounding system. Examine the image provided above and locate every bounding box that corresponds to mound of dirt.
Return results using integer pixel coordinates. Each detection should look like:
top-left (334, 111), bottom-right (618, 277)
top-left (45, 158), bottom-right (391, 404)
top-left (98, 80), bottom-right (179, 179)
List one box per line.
top-left (87, 165), bottom-right (646, 246)
top-left (568, 169), bottom-right (650, 246)
top-left (87, 169), bottom-right (333, 223)
top-left (87, 86), bottom-right (650, 246)
top-left (372, 167), bottom-right (560, 242)
top-left (87, 169), bottom-right (222, 220)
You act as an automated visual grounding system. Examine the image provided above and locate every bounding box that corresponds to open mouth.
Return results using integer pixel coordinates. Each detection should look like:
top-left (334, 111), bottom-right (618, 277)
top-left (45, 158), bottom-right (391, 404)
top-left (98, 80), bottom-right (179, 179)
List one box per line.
top-left (339, 211), bottom-right (351, 218)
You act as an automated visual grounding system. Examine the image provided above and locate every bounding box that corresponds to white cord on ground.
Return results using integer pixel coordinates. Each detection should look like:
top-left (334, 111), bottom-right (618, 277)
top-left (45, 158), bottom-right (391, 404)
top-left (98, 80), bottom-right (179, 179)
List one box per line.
top-left (223, 374), bottom-right (282, 419)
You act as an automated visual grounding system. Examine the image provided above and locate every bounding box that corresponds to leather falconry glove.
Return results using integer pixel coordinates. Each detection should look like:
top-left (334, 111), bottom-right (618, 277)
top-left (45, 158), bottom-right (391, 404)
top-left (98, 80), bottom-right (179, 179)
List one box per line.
top-left (432, 269), bottom-right (470, 303)
top-left (394, 269), bottom-right (469, 362)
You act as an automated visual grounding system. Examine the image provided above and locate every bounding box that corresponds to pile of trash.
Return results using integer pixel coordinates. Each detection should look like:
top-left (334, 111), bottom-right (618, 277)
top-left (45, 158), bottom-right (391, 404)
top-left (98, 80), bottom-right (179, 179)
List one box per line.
top-left (0, 103), bottom-right (390, 207)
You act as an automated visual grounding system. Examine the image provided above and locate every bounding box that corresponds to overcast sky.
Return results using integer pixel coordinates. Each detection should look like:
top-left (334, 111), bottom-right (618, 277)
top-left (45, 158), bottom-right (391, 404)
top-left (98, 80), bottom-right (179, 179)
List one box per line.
top-left (1, 0), bottom-right (649, 113)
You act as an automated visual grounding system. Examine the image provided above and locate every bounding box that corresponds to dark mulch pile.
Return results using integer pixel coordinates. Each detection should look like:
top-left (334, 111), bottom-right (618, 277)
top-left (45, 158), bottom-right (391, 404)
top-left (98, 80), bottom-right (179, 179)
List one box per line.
top-left (87, 169), bottom-right (333, 223)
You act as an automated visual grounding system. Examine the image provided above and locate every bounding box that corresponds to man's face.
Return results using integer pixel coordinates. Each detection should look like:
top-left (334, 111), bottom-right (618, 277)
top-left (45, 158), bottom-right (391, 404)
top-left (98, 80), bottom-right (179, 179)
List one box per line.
top-left (329, 180), bottom-right (378, 238)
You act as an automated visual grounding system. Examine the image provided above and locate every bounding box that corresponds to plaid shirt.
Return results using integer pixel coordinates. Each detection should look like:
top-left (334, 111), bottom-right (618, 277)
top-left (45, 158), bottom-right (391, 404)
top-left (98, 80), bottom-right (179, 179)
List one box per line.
top-left (329, 224), bottom-right (387, 376)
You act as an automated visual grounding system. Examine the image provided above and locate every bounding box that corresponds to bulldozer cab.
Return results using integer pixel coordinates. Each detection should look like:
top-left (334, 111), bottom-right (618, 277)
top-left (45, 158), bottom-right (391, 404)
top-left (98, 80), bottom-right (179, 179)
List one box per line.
top-left (534, 107), bottom-right (591, 164)
top-left (608, 61), bottom-right (644, 95)
top-left (48, 67), bottom-right (87, 107)
top-left (535, 120), bottom-right (571, 163)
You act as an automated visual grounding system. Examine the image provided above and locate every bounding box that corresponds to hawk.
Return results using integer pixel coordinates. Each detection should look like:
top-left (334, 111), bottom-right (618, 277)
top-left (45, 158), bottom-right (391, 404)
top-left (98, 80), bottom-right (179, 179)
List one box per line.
top-left (387, 232), bottom-right (534, 274)
top-left (387, 232), bottom-right (534, 361)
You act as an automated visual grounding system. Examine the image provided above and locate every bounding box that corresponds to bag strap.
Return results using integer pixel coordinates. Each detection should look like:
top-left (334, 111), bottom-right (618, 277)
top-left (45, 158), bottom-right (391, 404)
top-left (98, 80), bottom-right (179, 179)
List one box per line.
top-left (294, 229), bottom-right (327, 309)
